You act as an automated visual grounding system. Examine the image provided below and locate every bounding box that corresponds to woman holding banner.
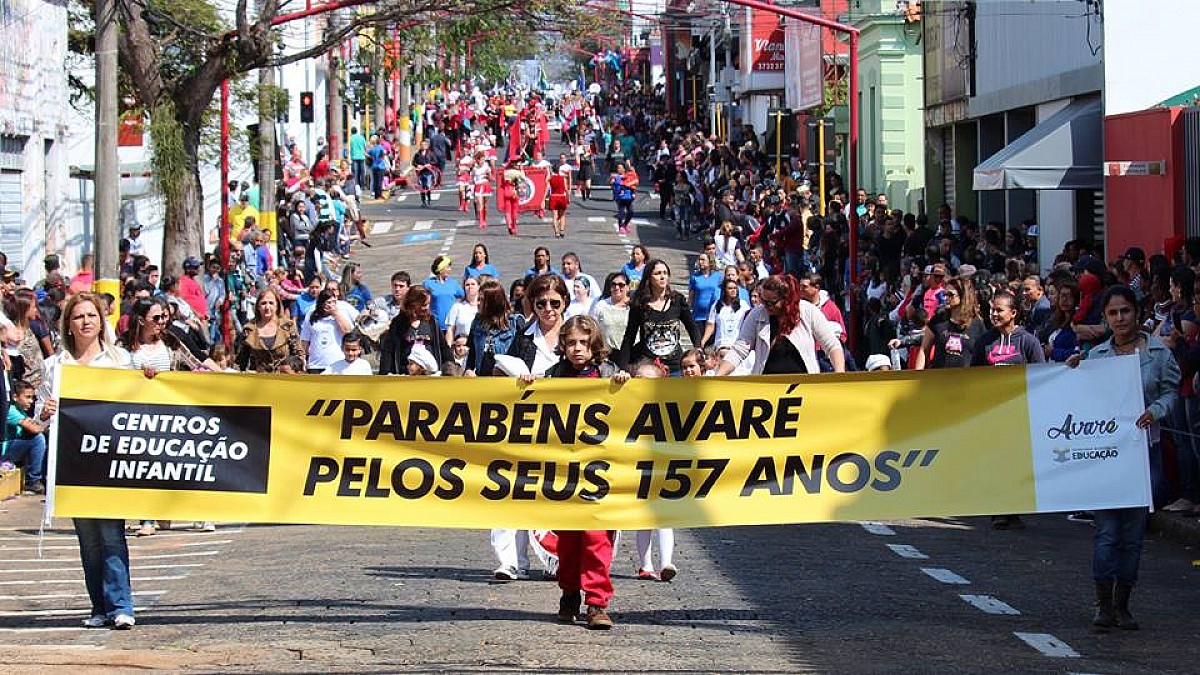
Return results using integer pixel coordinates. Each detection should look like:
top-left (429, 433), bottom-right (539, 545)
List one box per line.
top-left (1068, 285), bottom-right (1180, 632)
top-left (714, 275), bottom-right (844, 376)
top-left (39, 292), bottom-right (144, 630)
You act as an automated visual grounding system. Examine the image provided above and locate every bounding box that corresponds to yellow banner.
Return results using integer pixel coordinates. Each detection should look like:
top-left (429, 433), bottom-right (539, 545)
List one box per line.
top-left (50, 358), bottom-right (1151, 529)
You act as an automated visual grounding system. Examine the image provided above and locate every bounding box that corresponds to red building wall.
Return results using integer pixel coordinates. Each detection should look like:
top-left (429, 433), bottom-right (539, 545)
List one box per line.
top-left (1104, 108), bottom-right (1185, 258)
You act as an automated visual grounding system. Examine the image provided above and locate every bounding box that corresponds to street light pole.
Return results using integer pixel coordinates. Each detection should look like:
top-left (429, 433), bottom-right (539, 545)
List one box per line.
top-left (92, 0), bottom-right (120, 304)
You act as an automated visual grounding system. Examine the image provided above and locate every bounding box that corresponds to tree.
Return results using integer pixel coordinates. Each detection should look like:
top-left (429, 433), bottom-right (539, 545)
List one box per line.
top-left (76, 0), bottom-right (580, 273)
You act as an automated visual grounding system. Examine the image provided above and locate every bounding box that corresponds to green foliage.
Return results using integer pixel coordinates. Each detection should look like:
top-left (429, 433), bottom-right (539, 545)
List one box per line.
top-left (147, 101), bottom-right (188, 204)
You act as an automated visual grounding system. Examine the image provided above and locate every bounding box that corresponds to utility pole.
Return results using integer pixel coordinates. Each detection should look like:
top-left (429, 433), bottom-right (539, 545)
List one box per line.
top-left (257, 66), bottom-right (276, 218)
top-left (709, 19), bottom-right (718, 137)
top-left (93, 0), bottom-right (119, 302)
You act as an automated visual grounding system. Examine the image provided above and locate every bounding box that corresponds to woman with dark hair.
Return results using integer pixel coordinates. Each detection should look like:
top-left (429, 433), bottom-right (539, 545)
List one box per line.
top-left (464, 243), bottom-right (500, 280)
top-left (236, 288), bottom-right (302, 372)
top-left (509, 277), bottom-right (529, 318)
top-left (6, 289), bottom-right (48, 387)
top-left (465, 279), bottom-right (523, 377)
top-left (702, 278), bottom-right (750, 349)
top-left (300, 289), bottom-right (355, 374)
top-left (379, 286), bottom-right (443, 375)
top-left (1068, 285), bottom-right (1179, 631)
top-left (119, 298), bottom-right (204, 373)
top-left (618, 259), bottom-right (700, 373)
top-left (591, 272), bottom-right (631, 352)
top-left (715, 274), bottom-right (844, 376)
top-left (339, 262), bottom-right (372, 312)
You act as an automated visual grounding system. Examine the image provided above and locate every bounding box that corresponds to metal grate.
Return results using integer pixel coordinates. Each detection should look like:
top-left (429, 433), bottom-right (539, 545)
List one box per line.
top-left (1184, 107), bottom-right (1200, 237)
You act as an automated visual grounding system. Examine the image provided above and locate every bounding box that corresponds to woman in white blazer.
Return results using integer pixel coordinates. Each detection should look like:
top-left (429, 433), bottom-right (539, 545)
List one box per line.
top-left (715, 275), bottom-right (845, 375)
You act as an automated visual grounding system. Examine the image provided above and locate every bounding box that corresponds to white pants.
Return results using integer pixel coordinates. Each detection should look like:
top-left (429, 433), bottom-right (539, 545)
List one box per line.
top-left (490, 529), bottom-right (530, 571)
top-left (636, 529), bottom-right (675, 571)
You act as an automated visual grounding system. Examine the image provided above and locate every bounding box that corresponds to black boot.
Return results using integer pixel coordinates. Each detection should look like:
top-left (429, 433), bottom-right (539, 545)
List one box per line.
top-left (557, 591), bottom-right (581, 623)
top-left (1114, 583), bottom-right (1139, 630)
top-left (1092, 580), bottom-right (1117, 630)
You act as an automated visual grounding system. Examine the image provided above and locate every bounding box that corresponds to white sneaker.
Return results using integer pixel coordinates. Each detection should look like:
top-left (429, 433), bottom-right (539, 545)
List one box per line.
top-left (82, 614), bottom-right (109, 628)
top-left (112, 613), bottom-right (135, 630)
top-left (492, 566), bottom-right (518, 582)
top-left (195, 521), bottom-right (216, 532)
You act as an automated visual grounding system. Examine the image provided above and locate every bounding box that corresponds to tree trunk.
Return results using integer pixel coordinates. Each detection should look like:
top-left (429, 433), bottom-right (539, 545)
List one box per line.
top-left (163, 123), bottom-right (206, 277)
top-left (258, 66), bottom-right (276, 214)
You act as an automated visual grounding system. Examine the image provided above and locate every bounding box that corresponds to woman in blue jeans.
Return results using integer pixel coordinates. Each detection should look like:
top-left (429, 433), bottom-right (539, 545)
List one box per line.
top-left (1069, 285), bottom-right (1180, 631)
top-left (40, 292), bottom-right (147, 630)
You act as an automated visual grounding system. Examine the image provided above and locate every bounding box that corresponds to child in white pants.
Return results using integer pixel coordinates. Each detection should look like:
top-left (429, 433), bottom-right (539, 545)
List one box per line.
top-left (636, 529), bottom-right (677, 581)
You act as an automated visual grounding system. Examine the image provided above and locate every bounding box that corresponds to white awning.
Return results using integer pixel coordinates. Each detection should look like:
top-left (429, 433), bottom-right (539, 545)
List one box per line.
top-left (973, 97), bottom-right (1102, 191)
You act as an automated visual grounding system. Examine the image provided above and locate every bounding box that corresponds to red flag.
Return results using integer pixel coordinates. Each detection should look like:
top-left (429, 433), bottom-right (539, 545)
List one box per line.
top-left (495, 167), bottom-right (549, 213)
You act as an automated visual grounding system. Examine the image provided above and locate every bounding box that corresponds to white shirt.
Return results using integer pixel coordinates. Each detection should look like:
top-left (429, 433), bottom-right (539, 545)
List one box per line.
top-left (714, 234), bottom-right (740, 268)
top-left (129, 341), bottom-right (173, 372)
top-left (530, 322), bottom-right (558, 376)
top-left (322, 358), bottom-right (373, 376)
top-left (707, 302), bottom-right (750, 348)
top-left (300, 315), bottom-right (348, 370)
top-left (565, 296), bottom-right (595, 320)
top-left (445, 301), bottom-right (478, 340)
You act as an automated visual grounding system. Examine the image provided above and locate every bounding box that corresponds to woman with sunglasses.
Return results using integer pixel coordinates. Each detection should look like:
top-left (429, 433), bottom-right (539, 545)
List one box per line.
top-left (507, 275), bottom-right (570, 376)
top-left (911, 276), bottom-right (985, 370)
top-left (715, 274), bottom-right (844, 376)
top-left (119, 297), bottom-right (206, 537)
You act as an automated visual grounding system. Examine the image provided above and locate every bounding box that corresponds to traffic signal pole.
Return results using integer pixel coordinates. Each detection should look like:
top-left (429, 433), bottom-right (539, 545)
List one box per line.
top-left (714, 0), bottom-right (860, 351)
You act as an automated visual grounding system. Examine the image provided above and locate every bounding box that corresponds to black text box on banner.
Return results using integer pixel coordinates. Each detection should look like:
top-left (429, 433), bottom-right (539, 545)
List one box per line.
top-left (56, 399), bottom-right (272, 493)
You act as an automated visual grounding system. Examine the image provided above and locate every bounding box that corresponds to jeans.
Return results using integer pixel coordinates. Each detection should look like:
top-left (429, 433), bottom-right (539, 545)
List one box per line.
top-left (1092, 507), bottom-right (1149, 585)
top-left (616, 199), bottom-right (634, 227)
top-left (784, 250), bottom-right (810, 278)
top-left (352, 159), bottom-right (366, 189)
top-left (371, 167), bottom-right (384, 199)
top-left (3, 434), bottom-right (46, 483)
top-left (418, 171), bottom-right (434, 194)
top-left (74, 518), bottom-right (134, 618)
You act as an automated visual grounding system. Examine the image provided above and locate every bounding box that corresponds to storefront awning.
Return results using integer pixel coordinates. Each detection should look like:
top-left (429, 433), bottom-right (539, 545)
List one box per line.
top-left (973, 97), bottom-right (1102, 191)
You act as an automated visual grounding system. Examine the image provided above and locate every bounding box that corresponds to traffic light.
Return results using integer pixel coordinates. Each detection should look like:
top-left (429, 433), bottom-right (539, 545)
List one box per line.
top-left (300, 91), bottom-right (314, 124)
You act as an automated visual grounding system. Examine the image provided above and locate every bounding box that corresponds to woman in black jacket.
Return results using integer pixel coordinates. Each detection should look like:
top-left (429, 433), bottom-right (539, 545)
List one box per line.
top-left (506, 275), bottom-right (569, 376)
top-left (379, 286), bottom-right (444, 375)
top-left (617, 259), bottom-right (700, 373)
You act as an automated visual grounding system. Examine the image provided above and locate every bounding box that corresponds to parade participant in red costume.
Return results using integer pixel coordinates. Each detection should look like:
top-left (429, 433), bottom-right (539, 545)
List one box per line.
top-left (501, 166), bottom-right (521, 236)
top-left (548, 164), bottom-right (570, 239)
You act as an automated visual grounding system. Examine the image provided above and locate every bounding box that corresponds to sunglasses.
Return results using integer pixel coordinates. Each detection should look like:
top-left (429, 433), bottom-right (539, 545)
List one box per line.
top-left (611, 282), bottom-right (628, 288)
top-left (147, 314), bottom-right (167, 323)
top-left (760, 295), bottom-right (784, 307)
top-left (535, 299), bottom-right (563, 310)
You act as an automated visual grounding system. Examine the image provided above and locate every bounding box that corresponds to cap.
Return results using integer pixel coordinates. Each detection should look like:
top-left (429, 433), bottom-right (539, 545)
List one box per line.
top-left (1, 268), bottom-right (18, 282)
top-left (183, 256), bottom-right (202, 269)
top-left (956, 264), bottom-right (978, 278)
top-left (864, 354), bottom-right (892, 372)
top-left (128, 223), bottom-right (141, 231)
top-left (43, 253), bottom-right (60, 266)
top-left (1123, 246), bottom-right (1146, 264)
top-left (406, 346), bottom-right (440, 376)
top-left (491, 354), bottom-right (530, 378)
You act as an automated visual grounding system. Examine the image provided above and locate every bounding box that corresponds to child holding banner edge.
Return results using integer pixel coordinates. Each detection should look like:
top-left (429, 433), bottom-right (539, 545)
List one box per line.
top-left (522, 315), bottom-right (630, 629)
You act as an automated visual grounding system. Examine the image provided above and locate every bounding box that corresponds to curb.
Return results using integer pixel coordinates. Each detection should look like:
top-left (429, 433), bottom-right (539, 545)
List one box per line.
top-left (1149, 511), bottom-right (1200, 547)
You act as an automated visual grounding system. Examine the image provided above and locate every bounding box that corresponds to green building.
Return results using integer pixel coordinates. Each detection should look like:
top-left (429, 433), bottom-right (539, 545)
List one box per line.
top-left (846, 1), bottom-right (926, 213)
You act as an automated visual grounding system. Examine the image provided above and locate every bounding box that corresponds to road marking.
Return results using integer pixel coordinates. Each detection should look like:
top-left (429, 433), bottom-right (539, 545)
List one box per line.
top-left (859, 522), bottom-right (896, 536)
top-left (402, 232), bottom-right (442, 245)
top-left (886, 544), bottom-right (928, 559)
top-left (631, 218), bottom-right (653, 225)
top-left (588, 217), bottom-right (606, 223)
top-left (413, 221), bottom-right (434, 231)
top-left (0, 590), bottom-right (166, 601)
top-left (431, 192), bottom-right (441, 201)
top-left (396, 195), bottom-right (407, 202)
top-left (959, 594), bottom-right (1021, 615)
top-left (1014, 632), bottom-right (1080, 658)
top-left (920, 568), bottom-right (970, 584)
top-left (0, 575), bottom-right (186, 586)
top-left (456, 220), bottom-right (474, 228)
top-left (371, 221), bottom-right (393, 235)
top-left (0, 563), bottom-right (202, 574)
top-left (1, 538), bottom-right (230, 552)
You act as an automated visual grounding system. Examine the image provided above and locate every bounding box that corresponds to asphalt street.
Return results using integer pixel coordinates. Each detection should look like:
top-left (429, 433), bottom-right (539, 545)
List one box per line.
top-left (3, 152), bottom-right (1200, 672)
